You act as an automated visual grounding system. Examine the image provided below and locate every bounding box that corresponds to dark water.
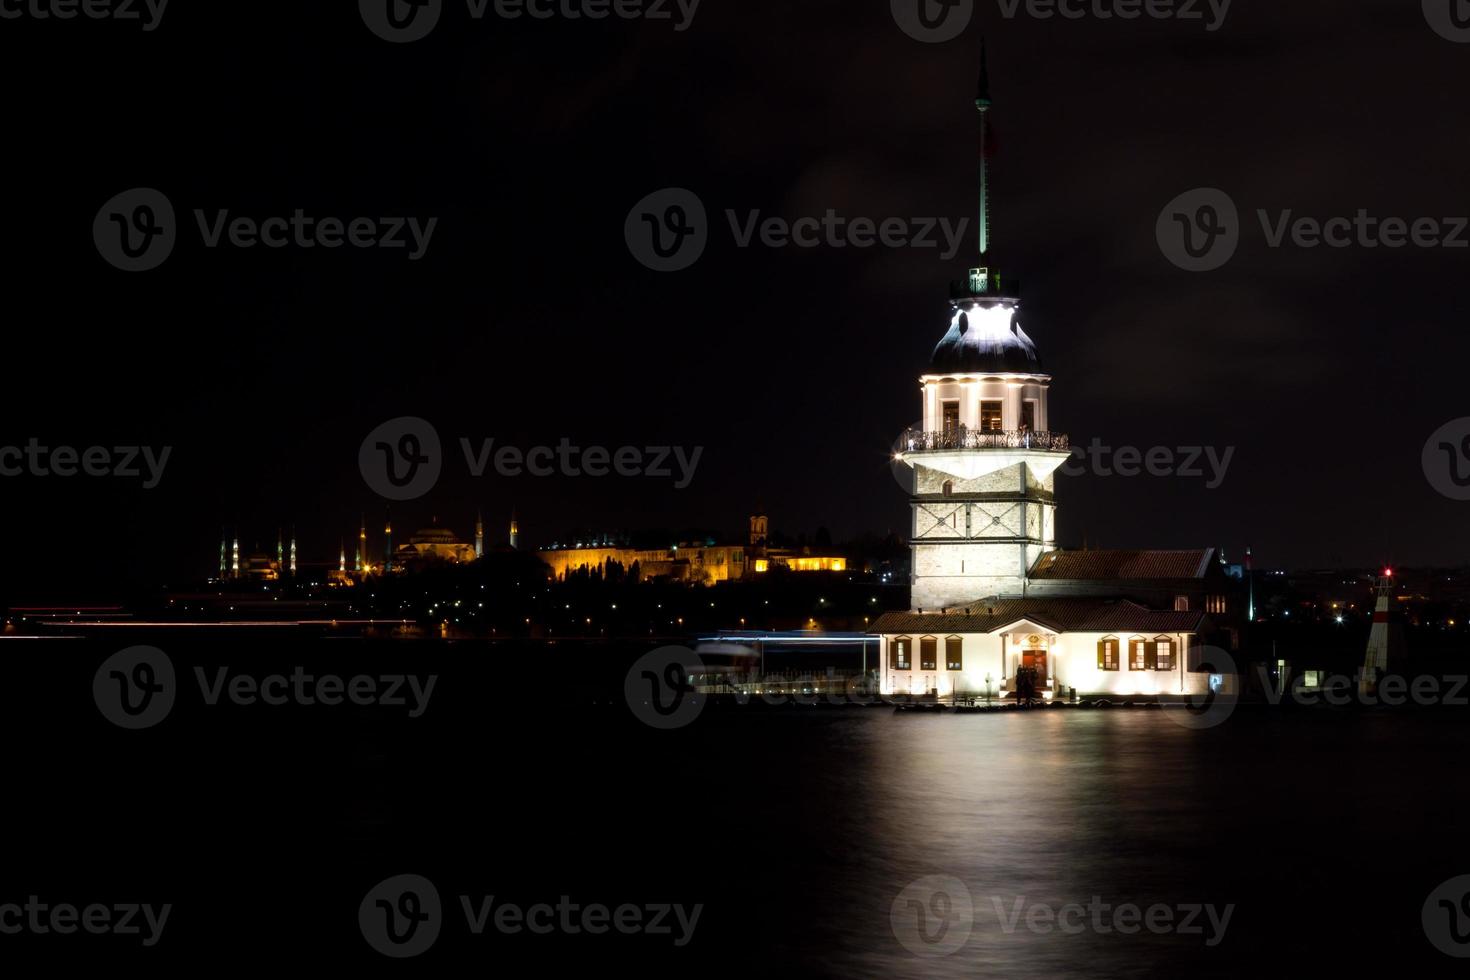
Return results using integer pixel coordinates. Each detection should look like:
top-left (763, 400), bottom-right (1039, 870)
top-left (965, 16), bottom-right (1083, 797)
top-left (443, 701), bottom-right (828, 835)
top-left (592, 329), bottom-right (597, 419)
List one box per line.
top-left (9, 634), bottom-right (1470, 975)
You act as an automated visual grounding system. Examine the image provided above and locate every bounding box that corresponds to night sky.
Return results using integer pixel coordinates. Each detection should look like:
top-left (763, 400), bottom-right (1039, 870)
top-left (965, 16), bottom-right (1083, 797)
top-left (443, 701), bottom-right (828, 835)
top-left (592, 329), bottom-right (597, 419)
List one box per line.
top-left (3, 0), bottom-right (1468, 596)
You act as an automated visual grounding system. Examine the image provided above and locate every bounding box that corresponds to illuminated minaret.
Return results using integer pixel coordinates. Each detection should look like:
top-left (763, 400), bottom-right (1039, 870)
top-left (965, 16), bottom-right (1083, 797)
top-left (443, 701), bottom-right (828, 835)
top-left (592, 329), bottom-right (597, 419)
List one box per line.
top-left (219, 530), bottom-right (227, 579)
top-left (276, 529), bottom-right (284, 572)
top-left (357, 514), bottom-right (367, 574)
top-left (289, 528), bottom-right (297, 576)
top-left (231, 531), bottom-right (240, 579)
top-left (384, 509), bottom-right (393, 573)
top-left (509, 509), bottom-right (519, 550)
top-left (475, 510), bottom-right (485, 559)
top-left (339, 538), bottom-right (347, 573)
top-left (892, 50), bottom-right (1069, 611)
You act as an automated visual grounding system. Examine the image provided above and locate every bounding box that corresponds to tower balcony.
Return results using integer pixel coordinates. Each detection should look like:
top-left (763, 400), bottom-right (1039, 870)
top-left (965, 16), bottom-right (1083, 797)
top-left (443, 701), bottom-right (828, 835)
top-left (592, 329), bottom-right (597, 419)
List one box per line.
top-left (900, 429), bottom-right (1068, 453)
top-left (896, 429), bottom-right (1072, 482)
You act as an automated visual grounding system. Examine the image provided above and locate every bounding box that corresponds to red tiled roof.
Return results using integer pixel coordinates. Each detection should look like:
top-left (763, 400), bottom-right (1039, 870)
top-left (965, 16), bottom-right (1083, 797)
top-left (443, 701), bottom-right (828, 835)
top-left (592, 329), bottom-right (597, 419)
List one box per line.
top-left (867, 596), bottom-right (1204, 635)
top-left (1026, 548), bottom-right (1215, 581)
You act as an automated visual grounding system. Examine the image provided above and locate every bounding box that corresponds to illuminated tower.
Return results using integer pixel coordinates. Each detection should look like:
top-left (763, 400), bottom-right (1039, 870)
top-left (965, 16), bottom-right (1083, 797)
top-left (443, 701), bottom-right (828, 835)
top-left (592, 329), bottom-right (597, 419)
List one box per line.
top-left (509, 510), bottom-right (519, 550)
top-left (750, 511), bottom-right (768, 548)
top-left (231, 531), bottom-right (240, 579)
top-left (892, 51), bottom-right (1070, 611)
top-left (1360, 570), bottom-right (1406, 697)
top-left (276, 529), bottom-right (284, 572)
top-left (357, 514), bottom-right (367, 574)
top-left (384, 510), bottom-right (393, 573)
top-left (475, 510), bottom-right (485, 559)
top-left (339, 539), bottom-right (346, 573)
top-left (219, 530), bottom-right (227, 579)
top-left (289, 529), bottom-right (297, 576)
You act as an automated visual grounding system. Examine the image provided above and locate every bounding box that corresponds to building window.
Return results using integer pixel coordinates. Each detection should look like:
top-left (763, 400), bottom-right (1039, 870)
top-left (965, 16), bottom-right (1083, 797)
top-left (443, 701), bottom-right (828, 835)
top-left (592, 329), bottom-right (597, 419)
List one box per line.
top-left (920, 636), bottom-right (938, 671)
top-left (945, 636), bottom-right (963, 671)
top-left (1173, 595), bottom-right (1190, 611)
top-left (942, 480), bottom-right (954, 497)
top-left (1021, 400), bottom-right (1036, 432)
top-left (1207, 595), bottom-right (1227, 614)
top-left (1097, 636), bottom-right (1119, 671)
top-left (1154, 636), bottom-right (1174, 670)
top-left (942, 401), bottom-right (960, 435)
top-left (980, 400), bottom-right (1003, 432)
top-left (1130, 636), bottom-right (1148, 670)
top-left (893, 637), bottom-right (911, 671)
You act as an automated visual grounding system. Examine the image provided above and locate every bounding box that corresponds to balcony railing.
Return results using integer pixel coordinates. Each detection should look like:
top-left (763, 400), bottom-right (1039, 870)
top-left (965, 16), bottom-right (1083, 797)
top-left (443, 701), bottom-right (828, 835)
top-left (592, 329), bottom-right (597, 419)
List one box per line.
top-left (900, 429), bottom-right (1070, 452)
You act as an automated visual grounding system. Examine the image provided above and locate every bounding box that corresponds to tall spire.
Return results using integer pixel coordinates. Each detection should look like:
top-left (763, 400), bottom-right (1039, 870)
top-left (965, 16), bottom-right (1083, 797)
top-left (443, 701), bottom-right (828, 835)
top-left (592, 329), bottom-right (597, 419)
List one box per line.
top-left (475, 509), bottom-right (485, 559)
top-left (975, 37), bottom-right (992, 263)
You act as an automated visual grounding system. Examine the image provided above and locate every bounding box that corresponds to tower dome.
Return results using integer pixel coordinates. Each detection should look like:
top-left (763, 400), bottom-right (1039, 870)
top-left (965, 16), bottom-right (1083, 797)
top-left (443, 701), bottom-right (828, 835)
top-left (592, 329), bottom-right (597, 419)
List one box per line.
top-left (930, 299), bottom-right (1042, 375)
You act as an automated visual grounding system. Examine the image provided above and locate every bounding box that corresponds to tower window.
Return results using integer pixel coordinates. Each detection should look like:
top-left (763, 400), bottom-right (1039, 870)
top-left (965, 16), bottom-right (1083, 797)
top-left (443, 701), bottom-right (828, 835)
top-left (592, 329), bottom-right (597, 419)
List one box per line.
top-left (942, 480), bottom-right (954, 497)
top-left (980, 400), bottom-right (1003, 432)
top-left (1207, 595), bottom-right (1227, 614)
top-left (942, 401), bottom-right (960, 435)
top-left (1021, 400), bottom-right (1036, 431)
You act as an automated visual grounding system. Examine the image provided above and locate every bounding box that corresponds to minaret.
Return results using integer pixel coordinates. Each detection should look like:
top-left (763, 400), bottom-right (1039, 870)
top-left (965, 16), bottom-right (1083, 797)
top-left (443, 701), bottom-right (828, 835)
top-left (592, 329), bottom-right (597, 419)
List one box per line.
top-left (289, 528), bottom-right (297, 576)
top-left (276, 528), bottom-right (284, 572)
top-left (1360, 569), bottom-right (1406, 697)
top-left (231, 531), bottom-right (240, 579)
top-left (218, 530), bottom-right (227, 579)
top-left (509, 510), bottom-right (519, 550)
top-left (475, 510), bottom-right (485, 558)
top-left (339, 538), bottom-right (347, 573)
top-left (357, 513), bottom-right (367, 574)
top-left (893, 52), bottom-right (1069, 612)
top-left (384, 509), bottom-right (393, 573)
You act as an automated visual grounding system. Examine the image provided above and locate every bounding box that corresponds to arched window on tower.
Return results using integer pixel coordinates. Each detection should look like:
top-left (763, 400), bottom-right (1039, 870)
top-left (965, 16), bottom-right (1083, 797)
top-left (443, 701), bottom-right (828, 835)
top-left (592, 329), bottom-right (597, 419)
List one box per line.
top-left (942, 480), bottom-right (954, 497)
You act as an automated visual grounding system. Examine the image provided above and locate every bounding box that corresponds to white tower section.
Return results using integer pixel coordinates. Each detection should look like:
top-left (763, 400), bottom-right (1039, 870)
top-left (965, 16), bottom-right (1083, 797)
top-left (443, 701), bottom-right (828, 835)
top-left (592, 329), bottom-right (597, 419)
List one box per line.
top-left (896, 298), bottom-right (1069, 612)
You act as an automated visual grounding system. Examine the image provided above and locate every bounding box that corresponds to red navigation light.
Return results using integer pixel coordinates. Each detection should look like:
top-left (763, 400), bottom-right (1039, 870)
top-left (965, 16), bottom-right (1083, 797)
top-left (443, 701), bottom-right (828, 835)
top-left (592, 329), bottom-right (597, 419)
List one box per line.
top-left (1383, 567), bottom-right (1394, 578)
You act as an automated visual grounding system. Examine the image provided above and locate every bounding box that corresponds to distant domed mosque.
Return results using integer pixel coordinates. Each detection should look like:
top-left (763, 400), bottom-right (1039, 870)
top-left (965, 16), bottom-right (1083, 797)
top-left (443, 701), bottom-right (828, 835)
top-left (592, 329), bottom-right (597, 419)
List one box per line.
top-left (871, 48), bottom-right (1243, 701)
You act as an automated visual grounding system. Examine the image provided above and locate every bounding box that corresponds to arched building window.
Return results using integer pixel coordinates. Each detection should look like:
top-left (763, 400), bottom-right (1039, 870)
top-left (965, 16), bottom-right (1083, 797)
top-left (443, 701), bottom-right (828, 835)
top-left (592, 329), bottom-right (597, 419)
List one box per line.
top-left (1154, 636), bottom-right (1175, 670)
top-left (920, 636), bottom-right (938, 671)
top-left (945, 635), bottom-right (963, 671)
top-left (1129, 636), bottom-right (1149, 670)
top-left (942, 480), bottom-right (954, 497)
top-left (1097, 636), bottom-right (1120, 671)
top-left (893, 636), bottom-right (912, 671)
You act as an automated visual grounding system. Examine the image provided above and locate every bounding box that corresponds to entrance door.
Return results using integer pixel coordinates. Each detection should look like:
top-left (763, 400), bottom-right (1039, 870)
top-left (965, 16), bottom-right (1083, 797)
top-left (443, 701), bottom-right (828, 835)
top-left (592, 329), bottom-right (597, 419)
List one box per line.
top-left (1021, 649), bottom-right (1048, 686)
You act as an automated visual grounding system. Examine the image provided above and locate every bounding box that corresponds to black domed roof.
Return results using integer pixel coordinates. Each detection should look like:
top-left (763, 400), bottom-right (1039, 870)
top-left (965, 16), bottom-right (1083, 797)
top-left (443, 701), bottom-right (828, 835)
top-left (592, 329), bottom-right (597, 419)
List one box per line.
top-left (930, 300), bottom-right (1044, 375)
